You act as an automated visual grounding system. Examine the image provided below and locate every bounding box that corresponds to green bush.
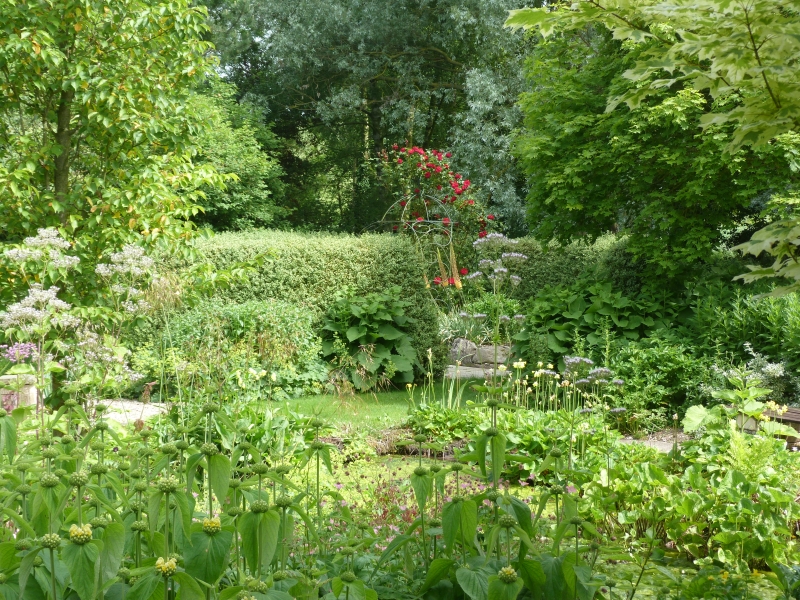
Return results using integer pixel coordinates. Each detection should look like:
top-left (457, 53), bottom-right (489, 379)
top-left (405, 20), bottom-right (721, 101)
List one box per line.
top-left (135, 299), bottom-right (328, 397)
top-left (322, 286), bottom-right (416, 390)
top-left (165, 230), bottom-right (446, 378)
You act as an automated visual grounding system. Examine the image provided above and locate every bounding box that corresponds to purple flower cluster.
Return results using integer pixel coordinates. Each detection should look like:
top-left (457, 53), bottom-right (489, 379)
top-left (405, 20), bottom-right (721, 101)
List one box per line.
top-left (0, 342), bottom-right (37, 363)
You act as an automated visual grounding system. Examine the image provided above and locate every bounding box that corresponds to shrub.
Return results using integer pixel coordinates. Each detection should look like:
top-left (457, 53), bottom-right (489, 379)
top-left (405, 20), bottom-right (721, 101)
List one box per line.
top-left (135, 299), bottom-right (328, 398)
top-left (473, 234), bottom-right (644, 302)
top-left (163, 230), bottom-right (447, 378)
top-left (322, 286), bottom-right (416, 390)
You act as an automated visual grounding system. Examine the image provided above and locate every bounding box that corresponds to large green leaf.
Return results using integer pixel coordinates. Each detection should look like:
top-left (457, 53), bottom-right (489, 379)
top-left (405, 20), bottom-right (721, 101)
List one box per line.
top-left (420, 559), bottom-right (456, 593)
top-left (62, 540), bottom-right (100, 600)
top-left (97, 523), bottom-right (126, 589)
top-left (490, 434), bottom-right (506, 487)
top-left (208, 453), bottom-right (231, 504)
top-left (238, 511), bottom-right (261, 570)
top-left (518, 558), bottom-right (546, 594)
top-left (460, 500), bottom-right (478, 550)
top-left (487, 575), bottom-right (523, 600)
top-left (456, 567), bottom-right (489, 600)
top-left (410, 472), bottom-right (431, 512)
top-left (184, 527), bottom-right (233, 584)
top-left (173, 572), bottom-right (204, 600)
top-left (127, 573), bottom-right (162, 600)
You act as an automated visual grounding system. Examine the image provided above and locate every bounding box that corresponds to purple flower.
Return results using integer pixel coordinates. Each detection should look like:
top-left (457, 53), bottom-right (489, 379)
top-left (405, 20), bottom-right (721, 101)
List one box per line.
top-left (1, 342), bottom-right (38, 363)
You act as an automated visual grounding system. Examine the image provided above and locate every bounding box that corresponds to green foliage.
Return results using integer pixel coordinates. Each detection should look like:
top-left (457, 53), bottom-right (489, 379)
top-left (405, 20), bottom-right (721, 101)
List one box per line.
top-left (206, 0), bottom-right (529, 232)
top-left (322, 287), bottom-right (417, 390)
top-left (189, 81), bottom-right (285, 231)
top-left (609, 335), bottom-right (717, 414)
top-left (135, 298), bottom-right (327, 397)
top-left (169, 230), bottom-right (445, 376)
top-left (509, 0), bottom-right (800, 289)
top-left (463, 293), bottom-right (521, 342)
top-left (513, 25), bottom-right (800, 277)
top-left (0, 0), bottom-right (224, 306)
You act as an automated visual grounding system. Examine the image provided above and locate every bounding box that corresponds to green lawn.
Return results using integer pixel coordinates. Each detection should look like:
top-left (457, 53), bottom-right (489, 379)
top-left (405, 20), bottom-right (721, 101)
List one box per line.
top-left (276, 378), bottom-right (486, 433)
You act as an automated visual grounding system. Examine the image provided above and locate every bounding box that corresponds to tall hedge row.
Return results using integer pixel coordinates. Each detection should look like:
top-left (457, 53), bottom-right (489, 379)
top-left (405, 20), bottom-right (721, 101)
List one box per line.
top-left (178, 230), bottom-right (446, 374)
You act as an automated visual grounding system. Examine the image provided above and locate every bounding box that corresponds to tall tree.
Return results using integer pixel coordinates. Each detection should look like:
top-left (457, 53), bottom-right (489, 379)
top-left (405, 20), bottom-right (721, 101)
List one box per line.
top-left (0, 0), bottom-right (223, 303)
top-left (513, 25), bottom-right (800, 278)
top-left (508, 0), bottom-right (800, 288)
top-left (205, 0), bottom-right (531, 232)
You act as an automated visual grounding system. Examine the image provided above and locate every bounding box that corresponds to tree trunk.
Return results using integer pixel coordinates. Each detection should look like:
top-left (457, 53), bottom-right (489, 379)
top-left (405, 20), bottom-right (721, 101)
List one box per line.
top-left (53, 89), bottom-right (74, 202)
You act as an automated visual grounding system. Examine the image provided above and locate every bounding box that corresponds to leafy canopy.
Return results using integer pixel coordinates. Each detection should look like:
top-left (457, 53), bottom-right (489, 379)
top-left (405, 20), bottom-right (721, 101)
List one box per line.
top-left (0, 0), bottom-right (223, 304)
top-left (506, 0), bottom-right (800, 288)
top-left (513, 24), bottom-right (799, 277)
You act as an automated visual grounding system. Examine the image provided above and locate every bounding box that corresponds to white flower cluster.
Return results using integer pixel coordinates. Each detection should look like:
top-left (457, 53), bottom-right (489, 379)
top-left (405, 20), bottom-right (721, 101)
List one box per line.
top-left (5, 228), bottom-right (80, 271)
top-left (95, 245), bottom-right (154, 278)
top-left (0, 284), bottom-right (80, 331)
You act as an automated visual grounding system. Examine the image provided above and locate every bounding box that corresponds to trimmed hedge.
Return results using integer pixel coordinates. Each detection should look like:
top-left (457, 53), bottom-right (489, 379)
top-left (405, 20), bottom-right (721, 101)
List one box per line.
top-left (172, 230), bottom-right (446, 376)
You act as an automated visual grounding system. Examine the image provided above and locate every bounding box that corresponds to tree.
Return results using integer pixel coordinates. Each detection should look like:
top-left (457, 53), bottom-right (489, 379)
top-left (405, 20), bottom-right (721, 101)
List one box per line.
top-left (204, 0), bottom-right (531, 232)
top-left (507, 0), bottom-right (800, 288)
top-left (0, 0), bottom-right (223, 305)
top-left (190, 82), bottom-right (285, 231)
top-left (513, 25), bottom-right (799, 278)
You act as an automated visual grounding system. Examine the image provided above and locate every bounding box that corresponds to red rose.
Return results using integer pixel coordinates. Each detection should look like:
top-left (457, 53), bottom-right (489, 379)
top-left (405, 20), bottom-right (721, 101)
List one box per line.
top-left (478, 230), bottom-right (487, 238)
top-left (460, 267), bottom-right (468, 275)
top-left (424, 172), bottom-right (432, 178)
top-left (397, 158), bottom-right (403, 164)
top-left (393, 225), bottom-right (398, 231)
top-left (434, 166), bottom-right (442, 173)
top-left (467, 200), bottom-right (475, 205)
top-left (433, 276), bottom-right (442, 285)
top-left (487, 214), bottom-right (495, 220)
top-left (416, 216), bottom-right (424, 221)
top-left (392, 144), bottom-right (398, 150)
top-left (436, 185), bottom-right (442, 190)
top-left (400, 201), bottom-right (407, 207)
top-left (448, 277), bottom-right (455, 285)
top-left (417, 162), bottom-right (422, 167)
top-left (414, 188), bottom-right (420, 194)
top-left (442, 217), bottom-right (451, 225)
top-left (455, 174), bottom-right (462, 179)
top-left (445, 152), bottom-right (452, 158)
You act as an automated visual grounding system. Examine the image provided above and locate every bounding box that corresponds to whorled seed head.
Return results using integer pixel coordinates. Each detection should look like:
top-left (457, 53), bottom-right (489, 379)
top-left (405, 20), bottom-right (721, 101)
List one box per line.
top-left (499, 514), bottom-right (516, 529)
top-left (200, 443), bottom-right (218, 457)
top-left (40, 533), bottom-right (62, 549)
top-left (39, 473), bottom-right (59, 488)
top-left (275, 495), bottom-right (293, 509)
top-left (69, 472), bottom-right (89, 488)
top-left (202, 517), bottom-right (222, 535)
top-left (497, 566), bottom-right (518, 584)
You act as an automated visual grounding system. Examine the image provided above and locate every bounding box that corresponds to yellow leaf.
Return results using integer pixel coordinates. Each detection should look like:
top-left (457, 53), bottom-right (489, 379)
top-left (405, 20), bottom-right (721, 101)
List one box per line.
top-left (32, 41), bottom-right (40, 55)
top-left (74, 23), bottom-right (83, 32)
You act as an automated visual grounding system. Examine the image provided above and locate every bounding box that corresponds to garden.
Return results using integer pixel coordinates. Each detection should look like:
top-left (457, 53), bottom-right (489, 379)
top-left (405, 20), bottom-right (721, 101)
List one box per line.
top-left (2, 0), bottom-right (800, 599)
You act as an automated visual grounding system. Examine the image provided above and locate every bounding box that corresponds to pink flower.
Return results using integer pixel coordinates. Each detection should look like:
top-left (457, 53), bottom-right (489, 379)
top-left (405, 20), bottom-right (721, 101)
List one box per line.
top-left (487, 214), bottom-right (495, 220)
top-left (397, 158), bottom-right (403, 164)
top-left (459, 268), bottom-right (468, 275)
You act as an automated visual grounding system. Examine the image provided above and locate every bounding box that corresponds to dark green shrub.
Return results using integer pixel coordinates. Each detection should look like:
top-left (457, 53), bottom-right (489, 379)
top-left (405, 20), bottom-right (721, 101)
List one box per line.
top-left (322, 286), bottom-right (416, 390)
top-left (163, 230), bottom-right (447, 377)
